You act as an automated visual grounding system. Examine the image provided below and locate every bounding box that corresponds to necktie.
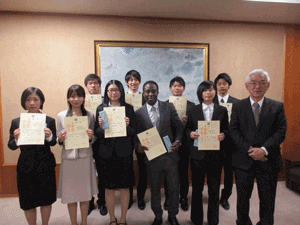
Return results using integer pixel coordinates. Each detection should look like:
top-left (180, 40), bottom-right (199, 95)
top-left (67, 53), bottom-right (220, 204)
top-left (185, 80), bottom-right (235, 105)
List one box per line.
top-left (151, 106), bottom-right (159, 127)
top-left (221, 98), bottom-right (225, 103)
top-left (253, 103), bottom-right (260, 126)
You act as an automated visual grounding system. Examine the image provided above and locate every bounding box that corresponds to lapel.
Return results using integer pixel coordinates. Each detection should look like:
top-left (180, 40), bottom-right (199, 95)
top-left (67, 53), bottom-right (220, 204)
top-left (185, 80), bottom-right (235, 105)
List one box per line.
top-left (256, 97), bottom-right (270, 131)
top-left (157, 100), bottom-right (164, 132)
top-left (198, 103), bottom-right (205, 120)
top-left (227, 95), bottom-right (233, 103)
top-left (140, 104), bottom-right (154, 129)
top-left (212, 104), bottom-right (220, 120)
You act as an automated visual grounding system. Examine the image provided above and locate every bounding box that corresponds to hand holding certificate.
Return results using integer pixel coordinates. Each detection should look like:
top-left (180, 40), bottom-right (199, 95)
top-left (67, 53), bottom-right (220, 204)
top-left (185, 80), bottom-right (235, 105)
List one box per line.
top-left (197, 121), bottom-right (220, 150)
top-left (137, 127), bottom-right (167, 161)
top-left (104, 106), bottom-right (126, 138)
top-left (64, 116), bottom-right (89, 150)
top-left (19, 113), bottom-right (46, 145)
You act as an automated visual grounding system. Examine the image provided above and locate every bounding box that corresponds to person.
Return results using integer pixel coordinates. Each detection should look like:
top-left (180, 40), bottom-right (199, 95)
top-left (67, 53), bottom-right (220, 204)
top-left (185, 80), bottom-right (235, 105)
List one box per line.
top-left (94, 80), bottom-right (137, 225)
top-left (125, 69), bottom-right (146, 210)
top-left (186, 80), bottom-right (228, 225)
top-left (84, 73), bottom-right (108, 216)
top-left (8, 87), bottom-right (57, 225)
top-left (135, 80), bottom-right (184, 225)
top-left (230, 69), bottom-right (287, 225)
top-left (213, 73), bottom-right (239, 210)
top-left (57, 84), bottom-right (98, 225)
top-left (164, 76), bottom-right (195, 212)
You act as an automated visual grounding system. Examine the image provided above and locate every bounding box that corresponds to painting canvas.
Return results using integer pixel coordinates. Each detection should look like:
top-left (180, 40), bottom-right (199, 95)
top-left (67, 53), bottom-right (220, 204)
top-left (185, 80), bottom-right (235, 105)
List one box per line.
top-left (95, 41), bottom-right (209, 104)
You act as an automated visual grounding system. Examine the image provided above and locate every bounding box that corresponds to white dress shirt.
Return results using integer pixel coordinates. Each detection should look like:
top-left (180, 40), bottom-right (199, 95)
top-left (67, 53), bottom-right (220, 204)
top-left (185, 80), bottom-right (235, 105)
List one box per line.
top-left (218, 94), bottom-right (229, 103)
top-left (146, 101), bottom-right (160, 125)
top-left (202, 103), bottom-right (214, 121)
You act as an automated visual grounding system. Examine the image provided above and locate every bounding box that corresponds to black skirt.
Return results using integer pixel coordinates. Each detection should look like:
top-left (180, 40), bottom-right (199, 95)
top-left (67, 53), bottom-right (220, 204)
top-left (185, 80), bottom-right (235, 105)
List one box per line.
top-left (100, 154), bottom-right (135, 189)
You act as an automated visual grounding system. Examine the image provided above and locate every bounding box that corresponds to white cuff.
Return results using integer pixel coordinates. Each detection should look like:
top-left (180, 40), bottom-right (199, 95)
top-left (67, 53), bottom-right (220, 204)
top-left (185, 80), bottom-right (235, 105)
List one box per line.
top-left (261, 147), bottom-right (268, 156)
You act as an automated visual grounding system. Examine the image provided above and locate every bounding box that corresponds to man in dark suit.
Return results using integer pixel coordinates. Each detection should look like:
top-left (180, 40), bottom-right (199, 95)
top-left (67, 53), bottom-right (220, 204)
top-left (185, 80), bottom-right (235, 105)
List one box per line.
top-left (164, 76), bottom-right (195, 212)
top-left (84, 74), bottom-right (108, 216)
top-left (213, 73), bottom-right (239, 210)
top-left (135, 80), bottom-right (184, 225)
top-left (230, 69), bottom-right (287, 225)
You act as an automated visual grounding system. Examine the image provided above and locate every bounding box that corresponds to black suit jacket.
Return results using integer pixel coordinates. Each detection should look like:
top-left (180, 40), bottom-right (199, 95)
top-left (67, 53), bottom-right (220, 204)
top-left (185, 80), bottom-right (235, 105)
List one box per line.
top-left (229, 97), bottom-right (287, 172)
top-left (135, 100), bottom-right (184, 162)
top-left (185, 103), bottom-right (229, 161)
top-left (8, 116), bottom-right (57, 173)
top-left (94, 102), bottom-right (137, 158)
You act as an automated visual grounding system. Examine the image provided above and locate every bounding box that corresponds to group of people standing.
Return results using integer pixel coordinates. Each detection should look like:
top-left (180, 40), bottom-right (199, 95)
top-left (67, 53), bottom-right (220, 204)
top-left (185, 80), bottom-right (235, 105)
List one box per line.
top-left (8, 68), bottom-right (286, 225)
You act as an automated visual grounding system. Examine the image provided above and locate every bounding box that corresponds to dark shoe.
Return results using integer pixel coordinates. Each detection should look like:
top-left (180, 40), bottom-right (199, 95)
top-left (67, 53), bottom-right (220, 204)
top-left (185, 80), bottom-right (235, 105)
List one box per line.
top-left (179, 198), bottom-right (189, 211)
top-left (109, 219), bottom-right (117, 225)
top-left (164, 200), bottom-right (168, 210)
top-left (168, 215), bottom-right (180, 225)
top-left (152, 217), bottom-right (163, 225)
top-left (88, 197), bottom-right (95, 215)
top-left (220, 199), bottom-right (230, 210)
top-left (128, 199), bottom-right (134, 209)
top-left (138, 199), bottom-right (146, 210)
top-left (99, 204), bottom-right (108, 216)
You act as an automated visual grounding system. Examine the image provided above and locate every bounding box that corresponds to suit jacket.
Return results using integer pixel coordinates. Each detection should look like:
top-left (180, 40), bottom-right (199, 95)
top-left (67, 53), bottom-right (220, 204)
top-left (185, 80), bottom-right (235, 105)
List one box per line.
top-left (8, 116), bottom-right (57, 173)
top-left (186, 103), bottom-right (229, 161)
top-left (229, 97), bottom-right (287, 172)
top-left (94, 102), bottom-right (137, 158)
top-left (213, 95), bottom-right (240, 105)
top-left (135, 100), bottom-right (184, 162)
top-left (57, 110), bottom-right (95, 160)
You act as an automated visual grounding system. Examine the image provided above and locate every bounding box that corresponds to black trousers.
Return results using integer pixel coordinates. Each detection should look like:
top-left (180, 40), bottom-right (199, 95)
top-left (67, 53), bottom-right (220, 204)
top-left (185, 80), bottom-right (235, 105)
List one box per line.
top-left (136, 152), bottom-right (148, 200)
top-left (220, 148), bottom-right (234, 201)
top-left (234, 167), bottom-right (278, 225)
top-left (94, 155), bottom-right (106, 206)
top-left (190, 157), bottom-right (222, 225)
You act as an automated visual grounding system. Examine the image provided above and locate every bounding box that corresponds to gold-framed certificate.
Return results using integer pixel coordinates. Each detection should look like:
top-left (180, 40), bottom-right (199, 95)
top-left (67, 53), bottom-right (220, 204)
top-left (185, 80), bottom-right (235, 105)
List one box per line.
top-left (85, 94), bottom-right (102, 115)
top-left (169, 96), bottom-right (187, 119)
top-left (125, 93), bottom-right (143, 111)
top-left (137, 127), bottom-right (167, 161)
top-left (197, 121), bottom-right (220, 150)
top-left (19, 113), bottom-right (46, 145)
top-left (220, 103), bottom-right (232, 122)
top-left (104, 106), bottom-right (126, 138)
top-left (64, 116), bottom-right (89, 150)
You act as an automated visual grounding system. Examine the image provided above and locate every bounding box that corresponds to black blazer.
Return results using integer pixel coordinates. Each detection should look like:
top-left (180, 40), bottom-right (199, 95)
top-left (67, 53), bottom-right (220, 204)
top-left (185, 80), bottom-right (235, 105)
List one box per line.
top-left (8, 116), bottom-right (57, 174)
top-left (229, 97), bottom-right (287, 172)
top-left (185, 103), bottom-right (229, 161)
top-left (135, 100), bottom-right (184, 162)
top-left (94, 102), bottom-right (137, 158)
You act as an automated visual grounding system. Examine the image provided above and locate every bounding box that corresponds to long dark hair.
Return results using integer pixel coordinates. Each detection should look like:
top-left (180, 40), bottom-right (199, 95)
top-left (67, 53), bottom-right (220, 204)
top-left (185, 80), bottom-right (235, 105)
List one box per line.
top-left (66, 84), bottom-right (87, 117)
top-left (196, 81), bottom-right (217, 103)
top-left (103, 80), bottom-right (125, 106)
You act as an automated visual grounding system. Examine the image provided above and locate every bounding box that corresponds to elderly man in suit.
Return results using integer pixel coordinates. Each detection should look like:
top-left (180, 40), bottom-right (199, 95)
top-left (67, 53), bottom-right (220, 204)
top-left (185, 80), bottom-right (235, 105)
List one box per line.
top-left (230, 69), bottom-right (287, 225)
top-left (135, 80), bottom-right (184, 225)
top-left (213, 73), bottom-right (240, 210)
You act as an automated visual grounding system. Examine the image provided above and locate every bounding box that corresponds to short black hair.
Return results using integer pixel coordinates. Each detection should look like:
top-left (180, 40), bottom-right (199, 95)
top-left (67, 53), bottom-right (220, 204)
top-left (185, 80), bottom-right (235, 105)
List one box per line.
top-left (196, 81), bottom-right (217, 103)
top-left (169, 76), bottom-right (186, 88)
top-left (214, 73), bottom-right (232, 86)
top-left (84, 74), bottom-right (101, 86)
top-left (66, 84), bottom-right (87, 116)
top-left (125, 70), bottom-right (141, 83)
top-left (103, 80), bottom-right (125, 106)
top-left (21, 87), bottom-right (45, 110)
top-left (143, 80), bottom-right (159, 92)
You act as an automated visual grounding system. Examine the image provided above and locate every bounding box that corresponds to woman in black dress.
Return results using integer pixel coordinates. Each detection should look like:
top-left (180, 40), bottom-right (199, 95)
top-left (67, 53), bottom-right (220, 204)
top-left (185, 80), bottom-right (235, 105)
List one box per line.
top-left (8, 87), bottom-right (57, 225)
top-left (94, 80), bottom-right (137, 225)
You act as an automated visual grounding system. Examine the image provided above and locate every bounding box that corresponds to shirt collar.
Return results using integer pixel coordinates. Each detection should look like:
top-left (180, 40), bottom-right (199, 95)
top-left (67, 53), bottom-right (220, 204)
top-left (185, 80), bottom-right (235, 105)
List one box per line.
top-left (146, 101), bottom-right (159, 111)
top-left (109, 101), bottom-right (121, 107)
top-left (249, 97), bottom-right (264, 108)
top-left (202, 102), bottom-right (214, 110)
top-left (218, 94), bottom-right (229, 103)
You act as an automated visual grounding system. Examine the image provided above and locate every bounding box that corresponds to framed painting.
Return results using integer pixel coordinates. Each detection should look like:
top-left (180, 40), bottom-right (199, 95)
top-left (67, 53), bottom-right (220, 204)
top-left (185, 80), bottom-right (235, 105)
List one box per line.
top-left (95, 41), bottom-right (209, 104)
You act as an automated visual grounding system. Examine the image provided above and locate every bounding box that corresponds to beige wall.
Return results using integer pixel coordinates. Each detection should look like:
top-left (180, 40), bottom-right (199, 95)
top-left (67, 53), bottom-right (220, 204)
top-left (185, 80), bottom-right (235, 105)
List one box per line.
top-left (0, 12), bottom-right (286, 164)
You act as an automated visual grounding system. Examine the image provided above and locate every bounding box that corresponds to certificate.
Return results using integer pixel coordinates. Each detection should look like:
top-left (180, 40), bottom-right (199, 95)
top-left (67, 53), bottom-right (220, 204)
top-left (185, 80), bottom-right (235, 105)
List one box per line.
top-left (169, 96), bottom-right (187, 119)
top-left (197, 121), bottom-right (220, 150)
top-left (19, 113), bottom-right (46, 145)
top-left (85, 94), bottom-right (102, 115)
top-left (125, 93), bottom-right (143, 111)
top-left (104, 106), bottom-right (126, 138)
top-left (64, 116), bottom-right (89, 150)
top-left (137, 127), bottom-right (167, 161)
top-left (220, 103), bottom-right (232, 122)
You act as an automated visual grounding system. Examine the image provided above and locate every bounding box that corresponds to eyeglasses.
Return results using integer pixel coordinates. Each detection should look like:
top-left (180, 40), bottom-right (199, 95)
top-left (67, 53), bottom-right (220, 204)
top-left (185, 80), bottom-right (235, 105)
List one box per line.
top-left (87, 82), bottom-right (100, 86)
top-left (107, 89), bottom-right (120, 93)
top-left (249, 81), bottom-right (267, 87)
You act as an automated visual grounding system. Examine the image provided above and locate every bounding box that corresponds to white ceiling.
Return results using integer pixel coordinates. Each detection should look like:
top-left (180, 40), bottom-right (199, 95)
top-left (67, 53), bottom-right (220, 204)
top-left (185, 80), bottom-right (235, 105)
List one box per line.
top-left (0, 0), bottom-right (300, 24)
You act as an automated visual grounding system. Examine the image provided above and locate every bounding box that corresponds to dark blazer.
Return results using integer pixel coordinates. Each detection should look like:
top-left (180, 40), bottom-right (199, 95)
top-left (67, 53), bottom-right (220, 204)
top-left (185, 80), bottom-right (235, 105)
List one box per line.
top-left (8, 116), bottom-right (57, 173)
top-left (135, 100), bottom-right (184, 162)
top-left (213, 95), bottom-right (240, 106)
top-left (185, 103), bottom-right (229, 160)
top-left (229, 97), bottom-right (287, 172)
top-left (94, 102), bottom-right (137, 158)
